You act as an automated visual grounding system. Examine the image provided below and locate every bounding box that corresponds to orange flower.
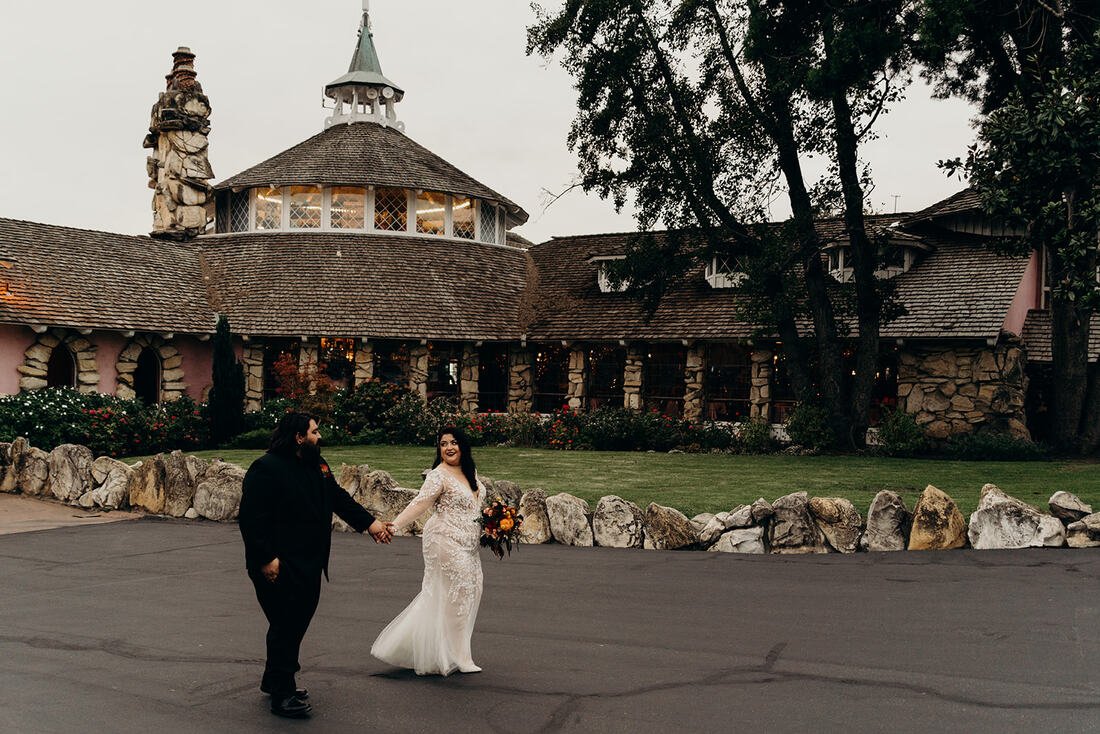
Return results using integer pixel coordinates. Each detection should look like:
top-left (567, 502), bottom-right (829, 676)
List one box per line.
top-left (499, 518), bottom-right (514, 532)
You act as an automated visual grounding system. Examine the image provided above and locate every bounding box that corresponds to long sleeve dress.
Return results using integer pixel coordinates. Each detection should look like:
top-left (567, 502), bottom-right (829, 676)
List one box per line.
top-left (370, 466), bottom-right (484, 675)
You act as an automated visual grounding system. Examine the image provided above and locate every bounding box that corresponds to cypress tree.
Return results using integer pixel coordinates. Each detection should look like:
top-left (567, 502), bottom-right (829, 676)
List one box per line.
top-left (208, 314), bottom-right (245, 446)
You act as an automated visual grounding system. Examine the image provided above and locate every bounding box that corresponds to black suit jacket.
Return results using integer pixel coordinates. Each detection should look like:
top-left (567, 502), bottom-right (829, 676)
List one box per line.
top-left (238, 451), bottom-right (376, 579)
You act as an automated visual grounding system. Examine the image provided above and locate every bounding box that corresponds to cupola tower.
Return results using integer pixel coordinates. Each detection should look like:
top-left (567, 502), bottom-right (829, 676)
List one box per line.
top-left (324, 1), bottom-right (405, 130)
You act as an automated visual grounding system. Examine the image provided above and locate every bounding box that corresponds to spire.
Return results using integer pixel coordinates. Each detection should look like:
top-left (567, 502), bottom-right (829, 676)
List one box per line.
top-left (324, 1), bottom-right (405, 130)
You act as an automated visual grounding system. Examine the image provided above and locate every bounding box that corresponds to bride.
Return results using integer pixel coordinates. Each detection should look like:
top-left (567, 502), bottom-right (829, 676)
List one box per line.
top-left (371, 426), bottom-right (485, 675)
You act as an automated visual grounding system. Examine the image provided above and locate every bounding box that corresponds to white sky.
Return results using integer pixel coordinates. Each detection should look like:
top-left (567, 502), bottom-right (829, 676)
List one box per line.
top-left (0, 1), bottom-right (977, 244)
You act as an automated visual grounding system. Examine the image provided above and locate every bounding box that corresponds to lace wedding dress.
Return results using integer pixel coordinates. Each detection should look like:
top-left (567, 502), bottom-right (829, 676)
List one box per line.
top-left (371, 467), bottom-right (484, 675)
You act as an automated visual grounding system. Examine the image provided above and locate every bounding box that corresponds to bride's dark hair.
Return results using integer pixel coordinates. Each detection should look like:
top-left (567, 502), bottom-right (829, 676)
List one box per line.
top-left (432, 426), bottom-right (478, 492)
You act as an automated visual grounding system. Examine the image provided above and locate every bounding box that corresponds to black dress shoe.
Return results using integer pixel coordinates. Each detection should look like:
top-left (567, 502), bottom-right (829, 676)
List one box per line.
top-left (270, 694), bottom-right (311, 719)
top-left (261, 684), bottom-right (309, 700)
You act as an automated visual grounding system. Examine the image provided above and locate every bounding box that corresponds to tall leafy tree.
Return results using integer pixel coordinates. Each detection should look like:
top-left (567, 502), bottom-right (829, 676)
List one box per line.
top-left (208, 314), bottom-right (245, 446)
top-left (528, 0), bottom-right (912, 444)
top-left (916, 1), bottom-right (1100, 452)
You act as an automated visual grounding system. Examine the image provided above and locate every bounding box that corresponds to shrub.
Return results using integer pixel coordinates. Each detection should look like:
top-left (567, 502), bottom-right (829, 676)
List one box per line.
top-left (784, 403), bottom-right (834, 452)
top-left (207, 315), bottom-right (245, 446)
top-left (579, 407), bottom-right (644, 451)
top-left (738, 417), bottom-right (778, 454)
top-left (688, 421), bottom-right (737, 451)
top-left (241, 397), bottom-right (296, 433)
top-left (942, 431), bottom-right (1050, 461)
top-left (222, 428), bottom-right (272, 450)
top-left (874, 409), bottom-right (929, 457)
top-left (502, 411), bottom-right (549, 447)
top-left (547, 407), bottom-right (584, 449)
top-left (331, 380), bottom-right (411, 436)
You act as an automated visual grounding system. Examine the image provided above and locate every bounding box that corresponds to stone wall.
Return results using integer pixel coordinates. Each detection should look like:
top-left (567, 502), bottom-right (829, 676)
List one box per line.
top-left (623, 346), bottom-right (644, 411)
top-left (241, 345), bottom-right (264, 412)
top-left (749, 349), bottom-right (773, 419)
top-left (353, 341), bottom-right (374, 384)
top-left (898, 335), bottom-right (1029, 439)
top-left (19, 329), bottom-right (98, 394)
top-left (507, 346), bottom-right (532, 413)
top-left (115, 334), bottom-right (187, 402)
top-left (144, 47), bottom-right (214, 240)
top-left (460, 344), bottom-right (479, 413)
top-left (683, 344), bottom-right (706, 422)
top-left (408, 344), bottom-right (429, 399)
top-left (566, 347), bottom-right (586, 410)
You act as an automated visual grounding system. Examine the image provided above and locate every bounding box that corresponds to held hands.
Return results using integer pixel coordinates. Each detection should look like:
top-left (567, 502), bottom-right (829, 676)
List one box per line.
top-left (261, 557), bottom-right (280, 583)
top-left (368, 520), bottom-right (396, 544)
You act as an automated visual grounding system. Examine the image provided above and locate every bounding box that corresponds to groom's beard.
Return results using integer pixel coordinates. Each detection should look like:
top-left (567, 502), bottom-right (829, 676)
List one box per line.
top-left (299, 442), bottom-right (321, 466)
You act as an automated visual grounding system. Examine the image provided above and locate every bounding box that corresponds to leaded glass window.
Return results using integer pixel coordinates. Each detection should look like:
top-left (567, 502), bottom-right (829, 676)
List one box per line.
top-left (427, 342), bottom-right (462, 401)
top-left (288, 186), bottom-right (322, 229)
top-left (215, 192), bottom-right (230, 233)
top-left (705, 344), bottom-right (750, 421)
top-left (479, 201), bottom-right (498, 244)
top-left (643, 345), bottom-right (686, 417)
top-left (588, 345), bottom-right (626, 410)
top-left (416, 191), bottom-right (447, 236)
top-left (319, 337), bottom-right (356, 387)
top-left (374, 187), bottom-right (407, 232)
top-left (330, 187), bottom-right (365, 229)
top-left (532, 344), bottom-right (570, 413)
top-left (477, 344), bottom-right (509, 412)
top-left (230, 190), bottom-right (250, 232)
top-left (254, 187), bottom-right (282, 231)
top-left (450, 196), bottom-right (475, 240)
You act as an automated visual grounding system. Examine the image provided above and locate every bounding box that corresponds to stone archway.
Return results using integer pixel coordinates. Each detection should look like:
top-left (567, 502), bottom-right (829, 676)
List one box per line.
top-left (116, 334), bottom-right (187, 402)
top-left (19, 329), bottom-right (99, 393)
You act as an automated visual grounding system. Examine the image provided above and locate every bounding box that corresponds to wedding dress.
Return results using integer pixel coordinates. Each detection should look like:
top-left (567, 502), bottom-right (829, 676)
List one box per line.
top-left (371, 467), bottom-right (484, 675)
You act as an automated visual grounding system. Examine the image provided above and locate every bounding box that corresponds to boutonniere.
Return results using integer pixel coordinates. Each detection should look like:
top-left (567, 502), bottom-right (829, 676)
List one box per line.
top-left (319, 462), bottom-right (332, 478)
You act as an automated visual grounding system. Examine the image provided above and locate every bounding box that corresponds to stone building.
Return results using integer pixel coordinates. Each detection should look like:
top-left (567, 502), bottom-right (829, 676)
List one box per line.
top-left (0, 5), bottom-right (1093, 442)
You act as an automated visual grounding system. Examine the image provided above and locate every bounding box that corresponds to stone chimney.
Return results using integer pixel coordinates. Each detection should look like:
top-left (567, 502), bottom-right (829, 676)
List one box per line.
top-left (144, 47), bottom-right (214, 240)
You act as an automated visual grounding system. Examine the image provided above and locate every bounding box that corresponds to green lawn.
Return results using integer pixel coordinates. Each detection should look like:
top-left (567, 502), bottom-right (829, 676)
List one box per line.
top-left (134, 445), bottom-right (1100, 519)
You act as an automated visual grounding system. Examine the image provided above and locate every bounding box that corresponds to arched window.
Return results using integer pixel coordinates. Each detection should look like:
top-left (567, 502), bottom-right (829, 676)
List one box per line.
top-left (45, 344), bottom-right (77, 389)
top-left (134, 348), bottom-right (162, 404)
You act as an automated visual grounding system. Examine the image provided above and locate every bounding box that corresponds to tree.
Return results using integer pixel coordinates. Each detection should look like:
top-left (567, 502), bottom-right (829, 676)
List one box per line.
top-left (528, 0), bottom-right (912, 445)
top-left (207, 314), bottom-right (245, 446)
top-left (916, 1), bottom-right (1100, 452)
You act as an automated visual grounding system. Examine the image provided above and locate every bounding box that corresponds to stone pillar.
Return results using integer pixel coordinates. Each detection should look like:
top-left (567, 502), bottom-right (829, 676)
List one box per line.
top-left (242, 344), bottom-right (264, 412)
top-left (623, 346), bottom-right (644, 412)
top-left (749, 348), bottom-right (773, 420)
top-left (566, 346), bottom-right (587, 410)
top-left (144, 47), bottom-right (214, 240)
top-left (298, 342), bottom-right (320, 395)
top-left (507, 346), bottom-right (533, 413)
top-left (353, 341), bottom-right (374, 385)
top-left (683, 343), bottom-right (705, 422)
top-left (460, 344), bottom-right (479, 413)
top-left (408, 343), bottom-right (429, 400)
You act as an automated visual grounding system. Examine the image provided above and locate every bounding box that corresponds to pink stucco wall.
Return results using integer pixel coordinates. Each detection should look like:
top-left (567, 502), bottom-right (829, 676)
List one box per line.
top-left (0, 324), bottom-right (36, 394)
top-left (1002, 250), bottom-right (1041, 336)
top-left (93, 331), bottom-right (127, 394)
top-left (178, 335), bottom-right (214, 401)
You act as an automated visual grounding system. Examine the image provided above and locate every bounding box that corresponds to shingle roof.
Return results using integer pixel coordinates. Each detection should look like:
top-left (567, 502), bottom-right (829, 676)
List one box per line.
top-left (0, 218), bottom-right (216, 333)
top-left (905, 188), bottom-right (982, 224)
top-left (215, 123), bottom-right (528, 225)
top-left (525, 226), bottom-right (1030, 342)
top-left (198, 232), bottom-right (529, 340)
top-left (1021, 309), bottom-right (1100, 363)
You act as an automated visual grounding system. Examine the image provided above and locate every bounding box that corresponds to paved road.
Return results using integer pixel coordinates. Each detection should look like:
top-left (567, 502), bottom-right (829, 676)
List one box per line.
top-left (1, 519), bottom-right (1098, 734)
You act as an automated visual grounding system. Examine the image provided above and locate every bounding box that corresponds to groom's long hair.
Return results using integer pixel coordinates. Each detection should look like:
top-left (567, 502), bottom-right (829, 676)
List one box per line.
top-left (269, 411), bottom-right (319, 458)
top-left (432, 426), bottom-right (478, 492)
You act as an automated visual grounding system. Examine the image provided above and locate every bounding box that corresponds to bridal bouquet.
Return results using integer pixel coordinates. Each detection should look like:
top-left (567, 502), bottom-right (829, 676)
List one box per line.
top-left (479, 498), bottom-right (524, 559)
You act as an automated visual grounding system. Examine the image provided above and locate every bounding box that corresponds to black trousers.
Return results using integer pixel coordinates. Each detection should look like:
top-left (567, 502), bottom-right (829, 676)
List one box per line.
top-left (249, 564), bottom-right (322, 695)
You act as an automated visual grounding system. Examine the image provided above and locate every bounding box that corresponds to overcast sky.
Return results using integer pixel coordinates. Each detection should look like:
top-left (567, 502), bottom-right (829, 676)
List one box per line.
top-left (0, 1), bottom-right (977, 244)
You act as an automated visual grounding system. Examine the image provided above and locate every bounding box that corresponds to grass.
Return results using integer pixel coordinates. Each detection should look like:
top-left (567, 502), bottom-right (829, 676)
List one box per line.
top-left (129, 445), bottom-right (1100, 519)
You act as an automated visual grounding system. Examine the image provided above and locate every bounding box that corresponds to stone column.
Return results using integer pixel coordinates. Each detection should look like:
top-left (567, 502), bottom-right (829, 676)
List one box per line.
top-left (566, 346), bottom-right (587, 410)
top-left (749, 348), bottom-right (773, 420)
top-left (353, 341), bottom-right (374, 385)
top-left (507, 346), bottom-right (533, 413)
top-left (144, 47), bottom-right (214, 240)
top-left (623, 345), bottom-right (644, 412)
top-left (683, 343), bottom-right (705, 422)
top-left (298, 342), bottom-right (320, 395)
top-left (159, 341), bottom-right (186, 400)
top-left (460, 344), bottom-right (479, 413)
top-left (408, 343), bottom-right (429, 400)
top-left (242, 344), bottom-right (264, 412)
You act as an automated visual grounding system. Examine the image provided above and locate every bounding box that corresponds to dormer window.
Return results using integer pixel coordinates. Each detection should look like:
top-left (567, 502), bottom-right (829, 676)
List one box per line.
top-left (826, 245), bottom-right (854, 283)
top-left (825, 241), bottom-right (922, 282)
top-left (705, 256), bottom-right (746, 289)
top-left (591, 256), bottom-right (629, 293)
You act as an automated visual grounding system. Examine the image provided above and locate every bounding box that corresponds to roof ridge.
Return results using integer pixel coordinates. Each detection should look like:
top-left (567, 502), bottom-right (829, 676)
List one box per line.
top-left (0, 216), bottom-right (166, 244)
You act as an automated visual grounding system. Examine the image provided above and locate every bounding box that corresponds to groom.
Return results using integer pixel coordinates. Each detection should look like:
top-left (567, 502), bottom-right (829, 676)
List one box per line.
top-left (239, 411), bottom-right (393, 719)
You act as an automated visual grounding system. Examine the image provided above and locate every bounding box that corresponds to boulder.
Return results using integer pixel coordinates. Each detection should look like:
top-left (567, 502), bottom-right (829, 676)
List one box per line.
top-left (809, 497), bottom-right (863, 554)
top-left (488, 479), bottom-right (522, 508)
top-left (968, 484), bottom-right (1065, 549)
top-left (697, 505), bottom-right (756, 547)
top-left (1049, 491), bottom-right (1093, 524)
top-left (162, 450), bottom-right (198, 517)
top-left (690, 513), bottom-right (715, 535)
top-left (16, 443), bottom-right (51, 497)
top-left (193, 460), bottom-right (245, 522)
top-left (908, 485), bottom-right (967, 551)
top-left (47, 444), bottom-right (94, 503)
top-left (642, 503), bottom-right (696, 550)
top-left (860, 490), bottom-right (910, 552)
top-left (129, 453), bottom-right (167, 513)
top-left (89, 456), bottom-right (133, 510)
top-left (545, 493), bottom-right (594, 546)
top-left (1066, 512), bottom-right (1100, 548)
top-left (768, 492), bottom-right (828, 554)
top-left (184, 507), bottom-right (200, 520)
top-left (332, 464), bottom-right (369, 533)
top-left (708, 527), bottom-right (766, 554)
top-left (0, 442), bottom-right (11, 492)
top-left (360, 473), bottom-right (421, 535)
top-left (517, 489), bottom-right (552, 544)
top-left (750, 497), bottom-right (774, 524)
top-left (592, 495), bottom-right (644, 548)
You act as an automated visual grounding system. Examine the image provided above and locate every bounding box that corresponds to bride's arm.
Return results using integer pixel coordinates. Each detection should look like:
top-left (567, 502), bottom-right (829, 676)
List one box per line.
top-left (390, 470), bottom-right (444, 532)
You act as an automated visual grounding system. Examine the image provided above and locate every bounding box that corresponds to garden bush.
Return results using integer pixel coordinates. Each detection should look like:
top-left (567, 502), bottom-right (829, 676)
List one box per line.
top-left (738, 417), bottom-right (778, 454)
top-left (784, 403), bottom-right (835, 452)
top-left (942, 431), bottom-right (1050, 461)
top-left (873, 409), bottom-right (930, 457)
